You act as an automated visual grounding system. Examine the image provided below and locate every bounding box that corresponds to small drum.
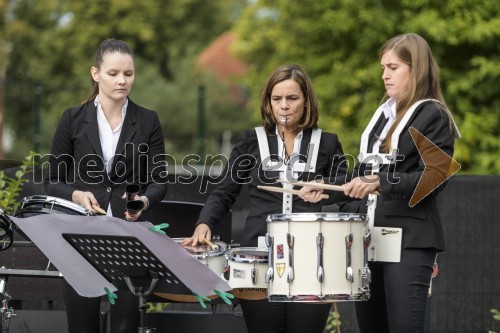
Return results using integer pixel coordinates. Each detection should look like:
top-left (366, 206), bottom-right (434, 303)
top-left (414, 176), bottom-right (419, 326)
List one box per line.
top-left (0, 208), bottom-right (13, 251)
top-left (155, 237), bottom-right (227, 302)
top-left (224, 247), bottom-right (268, 300)
top-left (14, 195), bottom-right (93, 240)
top-left (266, 212), bottom-right (371, 302)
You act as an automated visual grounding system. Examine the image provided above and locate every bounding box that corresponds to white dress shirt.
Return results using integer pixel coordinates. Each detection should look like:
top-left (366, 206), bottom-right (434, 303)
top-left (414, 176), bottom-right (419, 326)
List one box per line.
top-left (275, 125), bottom-right (303, 179)
top-left (94, 96), bottom-right (128, 216)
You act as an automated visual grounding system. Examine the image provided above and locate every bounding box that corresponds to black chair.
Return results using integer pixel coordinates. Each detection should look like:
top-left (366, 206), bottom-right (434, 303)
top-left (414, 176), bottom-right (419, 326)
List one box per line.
top-left (151, 200), bottom-right (232, 243)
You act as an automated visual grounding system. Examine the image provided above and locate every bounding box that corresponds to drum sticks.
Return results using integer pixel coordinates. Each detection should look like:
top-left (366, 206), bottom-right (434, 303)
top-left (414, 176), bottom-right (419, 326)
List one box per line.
top-left (204, 238), bottom-right (219, 250)
top-left (276, 179), bottom-right (380, 195)
top-left (257, 185), bottom-right (330, 199)
top-left (91, 205), bottom-right (107, 215)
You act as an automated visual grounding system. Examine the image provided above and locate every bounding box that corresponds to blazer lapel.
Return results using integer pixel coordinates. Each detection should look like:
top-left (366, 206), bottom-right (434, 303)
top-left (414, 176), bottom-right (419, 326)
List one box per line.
top-left (111, 101), bottom-right (137, 172)
top-left (84, 104), bottom-right (104, 157)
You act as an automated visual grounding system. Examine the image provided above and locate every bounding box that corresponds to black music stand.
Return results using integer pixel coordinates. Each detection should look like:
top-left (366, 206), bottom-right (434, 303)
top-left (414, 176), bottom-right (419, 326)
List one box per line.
top-left (11, 214), bottom-right (232, 333)
top-left (63, 233), bottom-right (193, 333)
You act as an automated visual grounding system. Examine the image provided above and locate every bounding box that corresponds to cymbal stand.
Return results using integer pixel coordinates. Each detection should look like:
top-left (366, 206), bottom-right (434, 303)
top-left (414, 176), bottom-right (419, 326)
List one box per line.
top-left (0, 274), bottom-right (16, 333)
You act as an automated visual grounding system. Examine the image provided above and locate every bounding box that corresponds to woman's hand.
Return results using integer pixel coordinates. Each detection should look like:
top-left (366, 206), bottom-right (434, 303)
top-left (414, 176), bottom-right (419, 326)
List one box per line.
top-left (121, 193), bottom-right (149, 222)
top-left (343, 175), bottom-right (380, 199)
top-left (181, 223), bottom-right (212, 247)
top-left (72, 190), bottom-right (101, 213)
top-left (124, 209), bottom-right (142, 222)
top-left (298, 179), bottom-right (326, 203)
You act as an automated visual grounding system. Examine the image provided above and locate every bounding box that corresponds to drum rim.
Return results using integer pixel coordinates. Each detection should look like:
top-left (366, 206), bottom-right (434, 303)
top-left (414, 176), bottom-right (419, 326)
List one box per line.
top-left (15, 195), bottom-right (92, 216)
top-left (172, 238), bottom-right (227, 258)
top-left (266, 212), bottom-right (367, 222)
top-left (226, 247), bottom-right (268, 263)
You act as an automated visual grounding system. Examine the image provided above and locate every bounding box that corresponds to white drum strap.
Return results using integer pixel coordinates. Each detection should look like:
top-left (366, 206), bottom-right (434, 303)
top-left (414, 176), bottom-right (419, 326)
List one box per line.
top-left (255, 126), bottom-right (322, 214)
top-left (359, 99), bottom-right (431, 232)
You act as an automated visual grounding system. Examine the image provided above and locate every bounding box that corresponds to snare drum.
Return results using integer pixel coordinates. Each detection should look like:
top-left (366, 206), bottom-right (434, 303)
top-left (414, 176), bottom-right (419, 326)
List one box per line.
top-left (14, 195), bottom-right (93, 240)
top-left (266, 212), bottom-right (370, 302)
top-left (0, 208), bottom-right (13, 251)
top-left (155, 237), bottom-right (227, 302)
top-left (224, 247), bottom-right (268, 300)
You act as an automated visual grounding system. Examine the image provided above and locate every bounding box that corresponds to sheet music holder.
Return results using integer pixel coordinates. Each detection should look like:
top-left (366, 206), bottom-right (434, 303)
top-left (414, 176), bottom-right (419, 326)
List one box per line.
top-left (10, 215), bottom-right (231, 328)
top-left (63, 233), bottom-right (182, 332)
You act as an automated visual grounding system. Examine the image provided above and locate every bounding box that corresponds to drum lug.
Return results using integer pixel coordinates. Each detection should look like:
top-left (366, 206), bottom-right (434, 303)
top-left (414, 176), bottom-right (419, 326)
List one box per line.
top-left (316, 232), bottom-right (324, 283)
top-left (345, 232), bottom-right (354, 283)
top-left (223, 265), bottom-right (230, 280)
top-left (361, 267), bottom-right (371, 292)
top-left (251, 267), bottom-right (257, 285)
top-left (286, 233), bottom-right (294, 283)
top-left (361, 231), bottom-right (372, 291)
top-left (265, 233), bottom-right (274, 282)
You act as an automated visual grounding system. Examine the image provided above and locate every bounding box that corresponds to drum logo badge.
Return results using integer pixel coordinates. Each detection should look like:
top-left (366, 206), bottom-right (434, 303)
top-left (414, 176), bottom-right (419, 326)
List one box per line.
top-left (276, 263), bottom-right (285, 278)
top-left (277, 244), bottom-right (284, 259)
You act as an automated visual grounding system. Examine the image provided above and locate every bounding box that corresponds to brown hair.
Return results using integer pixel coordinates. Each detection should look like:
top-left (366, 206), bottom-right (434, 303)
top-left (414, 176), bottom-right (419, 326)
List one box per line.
top-left (380, 33), bottom-right (454, 151)
top-left (84, 39), bottom-right (134, 104)
top-left (260, 64), bottom-right (319, 133)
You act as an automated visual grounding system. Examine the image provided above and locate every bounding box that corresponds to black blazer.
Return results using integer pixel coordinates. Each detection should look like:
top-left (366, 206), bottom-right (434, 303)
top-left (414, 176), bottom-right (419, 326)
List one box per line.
top-left (197, 127), bottom-right (347, 247)
top-left (343, 101), bottom-right (456, 251)
top-left (44, 99), bottom-right (167, 221)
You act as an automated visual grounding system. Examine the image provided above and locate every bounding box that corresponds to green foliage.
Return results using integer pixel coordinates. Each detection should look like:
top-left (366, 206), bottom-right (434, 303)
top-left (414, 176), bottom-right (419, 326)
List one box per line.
top-left (233, 0), bottom-right (500, 174)
top-left (2, 0), bottom-right (249, 161)
top-left (324, 303), bottom-right (342, 333)
top-left (492, 309), bottom-right (500, 321)
top-left (0, 151), bottom-right (37, 214)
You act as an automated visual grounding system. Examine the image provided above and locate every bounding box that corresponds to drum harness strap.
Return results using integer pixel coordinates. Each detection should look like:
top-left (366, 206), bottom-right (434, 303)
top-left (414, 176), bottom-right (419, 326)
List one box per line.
top-left (360, 99), bottom-right (436, 235)
top-left (255, 126), bottom-right (322, 214)
top-left (360, 98), bottom-right (460, 234)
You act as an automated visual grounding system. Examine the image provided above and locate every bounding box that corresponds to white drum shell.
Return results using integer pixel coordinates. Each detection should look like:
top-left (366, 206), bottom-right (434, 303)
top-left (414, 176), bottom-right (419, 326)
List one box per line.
top-left (225, 247), bottom-right (268, 289)
top-left (267, 213), bottom-right (368, 302)
top-left (172, 238), bottom-right (227, 277)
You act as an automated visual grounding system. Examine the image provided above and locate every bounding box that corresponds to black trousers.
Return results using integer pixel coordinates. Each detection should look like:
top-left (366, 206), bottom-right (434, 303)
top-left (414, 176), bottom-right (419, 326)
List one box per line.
top-left (62, 280), bottom-right (139, 333)
top-left (355, 248), bottom-right (436, 333)
top-left (239, 299), bottom-right (331, 333)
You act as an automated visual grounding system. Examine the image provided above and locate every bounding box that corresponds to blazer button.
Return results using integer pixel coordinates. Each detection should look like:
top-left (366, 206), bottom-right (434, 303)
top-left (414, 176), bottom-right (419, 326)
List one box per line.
top-left (107, 187), bottom-right (112, 193)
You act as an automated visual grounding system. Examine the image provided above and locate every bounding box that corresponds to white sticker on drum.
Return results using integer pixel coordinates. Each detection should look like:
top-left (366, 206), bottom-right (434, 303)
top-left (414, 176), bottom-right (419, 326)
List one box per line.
top-left (233, 269), bottom-right (246, 279)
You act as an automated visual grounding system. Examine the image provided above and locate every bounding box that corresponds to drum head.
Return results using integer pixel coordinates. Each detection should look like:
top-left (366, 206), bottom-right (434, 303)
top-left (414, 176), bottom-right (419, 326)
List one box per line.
top-left (172, 238), bottom-right (226, 258)
top-left (15, 195), bottom-right (91, 217)
top-left (13, 195), bottom-right (92, 241)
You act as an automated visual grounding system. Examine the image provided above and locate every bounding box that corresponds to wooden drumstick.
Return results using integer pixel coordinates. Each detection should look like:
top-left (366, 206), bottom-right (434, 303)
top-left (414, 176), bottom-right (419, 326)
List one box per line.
top-left (204, 238), bottom-right (219, 250)
top-left (276, 179), bottom-right (380, 196)
top-left (257, 185), bottom-right (330, 199)
top-left (91, 205), bottom-right (107, 215)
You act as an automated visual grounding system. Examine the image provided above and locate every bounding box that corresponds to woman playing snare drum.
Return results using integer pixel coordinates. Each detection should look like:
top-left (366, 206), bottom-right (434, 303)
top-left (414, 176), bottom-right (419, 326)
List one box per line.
top-left (302, 33), bottom-right (460, 333)
top-left (183, 64), bottom-right (348, 333)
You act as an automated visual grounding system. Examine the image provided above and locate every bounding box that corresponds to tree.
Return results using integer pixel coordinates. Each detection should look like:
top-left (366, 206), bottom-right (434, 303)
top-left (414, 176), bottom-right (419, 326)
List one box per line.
top-left (233, 0), bottom-right (500, 174)
top-left (2, 0), bottom-right (250, 160)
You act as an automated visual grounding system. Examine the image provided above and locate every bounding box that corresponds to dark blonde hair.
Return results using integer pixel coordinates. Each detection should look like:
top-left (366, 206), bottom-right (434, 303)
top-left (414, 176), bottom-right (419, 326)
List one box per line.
top-left (260, 64), bottom-right (319, 133)
top-left (84, 39), bottom-right (134, 103)
top-left (380, 33), bottom-right (454, 151)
